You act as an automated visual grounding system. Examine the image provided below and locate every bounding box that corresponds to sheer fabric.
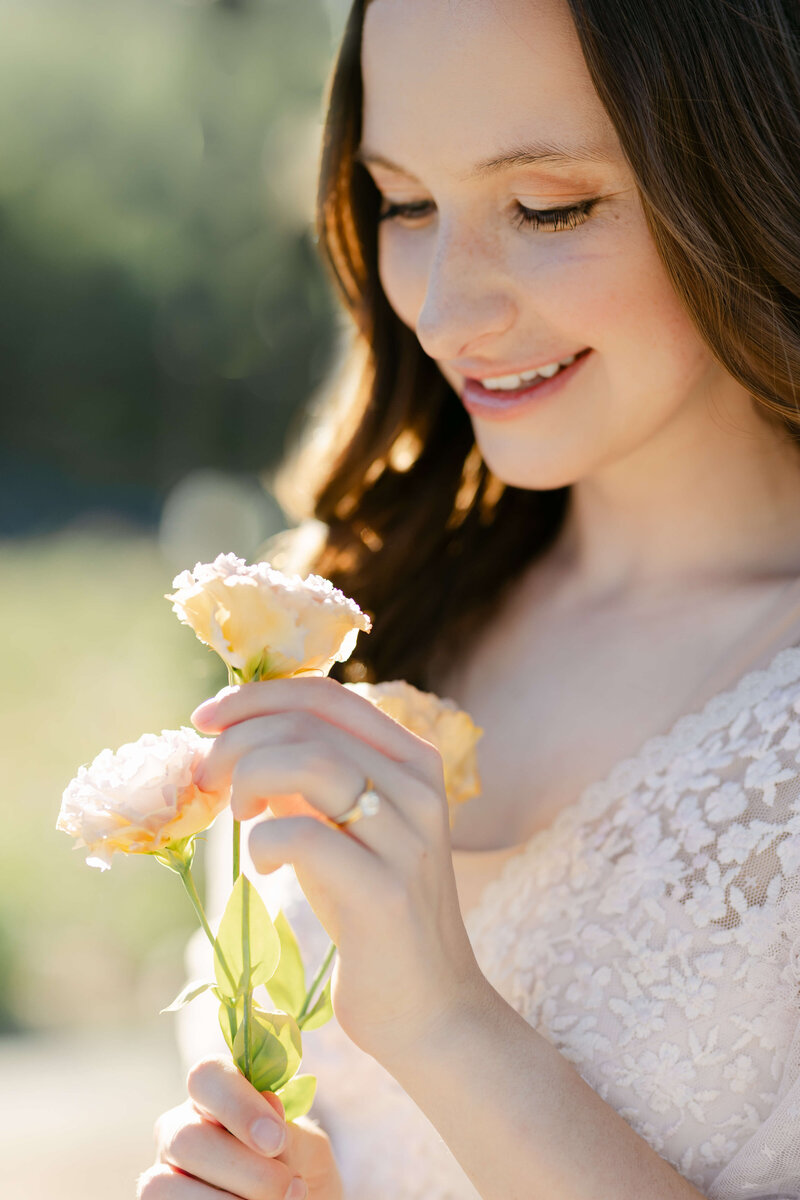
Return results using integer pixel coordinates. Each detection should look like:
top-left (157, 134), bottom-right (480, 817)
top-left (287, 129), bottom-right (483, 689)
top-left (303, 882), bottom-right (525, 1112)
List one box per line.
top-left (178, 644), bottom-right (800, 1199)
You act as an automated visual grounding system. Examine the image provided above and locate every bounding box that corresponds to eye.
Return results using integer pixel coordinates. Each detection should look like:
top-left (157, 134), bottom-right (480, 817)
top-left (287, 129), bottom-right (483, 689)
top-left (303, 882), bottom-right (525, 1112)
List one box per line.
top-left (377, 197), bottom-right (599, 231)
top-left (377, 200), bottom-right (435, 224)
top-left (513, 199), bottom-right (597, 231)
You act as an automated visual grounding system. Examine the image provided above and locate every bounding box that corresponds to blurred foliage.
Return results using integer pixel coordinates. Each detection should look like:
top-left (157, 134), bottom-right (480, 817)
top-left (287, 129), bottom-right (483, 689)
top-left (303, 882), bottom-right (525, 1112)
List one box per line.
top-left (0, 0), bottom-right (347, 1038)
top-left (0, 0), bottom-right (339, 534)
top-left (0, 532), bottom-right (232, 1031)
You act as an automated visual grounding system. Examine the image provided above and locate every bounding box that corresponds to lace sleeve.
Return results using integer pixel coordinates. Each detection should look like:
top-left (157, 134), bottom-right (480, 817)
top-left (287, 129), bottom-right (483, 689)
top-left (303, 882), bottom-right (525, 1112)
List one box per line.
top-left (701, 705), bottom-right (800, 1200)
top-left (705, 1002), bottom-right (800, 1200)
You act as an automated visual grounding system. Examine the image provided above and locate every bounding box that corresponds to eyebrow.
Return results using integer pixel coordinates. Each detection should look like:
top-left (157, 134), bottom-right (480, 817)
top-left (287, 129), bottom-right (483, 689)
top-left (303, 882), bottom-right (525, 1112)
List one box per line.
top-left (355, 140), bottom-right (613, 181)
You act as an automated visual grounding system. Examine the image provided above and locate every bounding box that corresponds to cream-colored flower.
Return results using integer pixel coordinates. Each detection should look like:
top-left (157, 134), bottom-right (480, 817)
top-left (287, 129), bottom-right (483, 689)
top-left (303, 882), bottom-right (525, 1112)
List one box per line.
top-left (346, 680), bottom-right (482, 824)
top-left (57, 728), bottom-right (226, 870)
top-left (166, 553), bottom-right (371, 682)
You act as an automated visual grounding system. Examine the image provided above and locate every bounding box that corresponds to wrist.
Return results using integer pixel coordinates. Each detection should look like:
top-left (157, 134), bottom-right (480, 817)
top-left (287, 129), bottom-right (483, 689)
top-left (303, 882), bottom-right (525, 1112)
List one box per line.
top-left (380, 968), bottom-right (498, 1084)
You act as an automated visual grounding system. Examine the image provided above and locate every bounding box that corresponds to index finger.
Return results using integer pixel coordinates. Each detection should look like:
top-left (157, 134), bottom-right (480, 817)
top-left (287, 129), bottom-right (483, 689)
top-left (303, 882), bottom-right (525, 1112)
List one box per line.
top-left (192, 676), bottom-right (440, 773)
top-left (186, 1055), bottom-right (290, 1160)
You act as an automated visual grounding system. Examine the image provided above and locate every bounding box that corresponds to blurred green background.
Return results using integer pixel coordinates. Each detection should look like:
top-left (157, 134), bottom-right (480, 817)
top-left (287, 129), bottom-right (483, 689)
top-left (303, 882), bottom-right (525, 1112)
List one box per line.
top-left (1, 0), bottom-right (348, 1194)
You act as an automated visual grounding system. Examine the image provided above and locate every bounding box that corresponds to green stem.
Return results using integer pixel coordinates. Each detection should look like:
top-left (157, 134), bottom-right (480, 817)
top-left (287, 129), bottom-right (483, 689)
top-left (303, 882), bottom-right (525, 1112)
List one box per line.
top-left (233, 819), bottom-right (241, 884)
top-left (298, 940), bottom-right (337, 1023)
top-left (225, 666), bottom-right (251, 1078)
top-left (177, 862), bottom-right (238, 1045)
top-left (227, 665), bottom-right (242, 888)
top-left (176, 861), bottom-right (215, 945)
top-left (241, 878), bottom-right (252, 1080)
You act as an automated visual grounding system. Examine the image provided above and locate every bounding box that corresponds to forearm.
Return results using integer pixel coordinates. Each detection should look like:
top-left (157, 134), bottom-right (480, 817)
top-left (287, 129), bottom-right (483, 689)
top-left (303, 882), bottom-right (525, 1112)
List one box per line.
top-left (383, 983), bottom-right (706, 1200)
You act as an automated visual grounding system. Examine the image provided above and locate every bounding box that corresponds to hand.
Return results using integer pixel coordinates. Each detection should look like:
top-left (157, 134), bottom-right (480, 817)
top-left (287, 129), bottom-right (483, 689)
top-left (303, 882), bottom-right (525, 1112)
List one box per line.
top-left (192, 676), bottom-right (487, 1065)
top-left (137, 1054), bottom-right (343, 1200)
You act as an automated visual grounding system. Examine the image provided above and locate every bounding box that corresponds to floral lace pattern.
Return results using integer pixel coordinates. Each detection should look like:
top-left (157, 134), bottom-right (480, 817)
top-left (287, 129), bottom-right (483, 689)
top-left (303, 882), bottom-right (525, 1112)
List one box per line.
top-left (178, 647), bottom-right (800, 1200)
top-left (465, 646), bottom-right (800, 1200)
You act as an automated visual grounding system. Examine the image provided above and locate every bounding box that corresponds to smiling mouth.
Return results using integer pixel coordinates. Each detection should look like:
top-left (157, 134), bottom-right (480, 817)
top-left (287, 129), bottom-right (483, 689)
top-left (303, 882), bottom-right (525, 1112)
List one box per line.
top-left (466, 348), bottom-right (592, 398)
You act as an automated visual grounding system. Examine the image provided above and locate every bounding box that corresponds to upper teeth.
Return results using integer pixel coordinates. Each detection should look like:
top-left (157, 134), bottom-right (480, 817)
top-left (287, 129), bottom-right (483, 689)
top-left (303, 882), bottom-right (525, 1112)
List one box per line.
top-left (481, 354), bottom-right (577, 390)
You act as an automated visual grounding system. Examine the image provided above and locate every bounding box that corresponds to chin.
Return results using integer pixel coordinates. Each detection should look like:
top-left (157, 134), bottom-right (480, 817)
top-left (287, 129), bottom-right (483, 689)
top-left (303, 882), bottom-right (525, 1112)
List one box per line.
top-left (475, 438), bottom-right (589, 493)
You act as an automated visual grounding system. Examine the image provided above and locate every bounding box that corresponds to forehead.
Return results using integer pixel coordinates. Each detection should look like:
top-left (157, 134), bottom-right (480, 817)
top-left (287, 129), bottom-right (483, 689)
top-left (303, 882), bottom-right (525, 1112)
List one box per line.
top-left (361, 0), bottom-right (618, 177)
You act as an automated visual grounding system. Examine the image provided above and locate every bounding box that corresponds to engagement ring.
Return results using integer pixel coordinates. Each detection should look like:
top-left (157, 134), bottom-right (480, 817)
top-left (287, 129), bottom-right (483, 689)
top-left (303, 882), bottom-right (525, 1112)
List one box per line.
top-left (332, 779), bottom-right (382, 827)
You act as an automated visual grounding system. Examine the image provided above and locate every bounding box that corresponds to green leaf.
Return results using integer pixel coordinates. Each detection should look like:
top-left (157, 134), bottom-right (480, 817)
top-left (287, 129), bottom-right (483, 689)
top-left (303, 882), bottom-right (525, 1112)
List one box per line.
top-left (160, 978), bottom-right (215, 1014)
top-left (255, 1008), bottom-right (302, 1092)
top-left (264, 909), bottom-right (306, 1017)
top-left (218, 997), bottom-right (241, 1053)
top-left (235, 1008), bottom-right (302, 1093)
top-left (298, 979), bottom-right (333, 1031)
top-left (214, 874), bottom-right (280, 1000)
top-left (277, 1074), bottom-right (317, 1122)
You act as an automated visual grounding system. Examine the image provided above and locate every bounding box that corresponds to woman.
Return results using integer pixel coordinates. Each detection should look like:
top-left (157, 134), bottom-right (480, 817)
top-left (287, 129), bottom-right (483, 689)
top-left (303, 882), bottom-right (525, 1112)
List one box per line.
top-left (138, 0), bottom-right (800, 1197)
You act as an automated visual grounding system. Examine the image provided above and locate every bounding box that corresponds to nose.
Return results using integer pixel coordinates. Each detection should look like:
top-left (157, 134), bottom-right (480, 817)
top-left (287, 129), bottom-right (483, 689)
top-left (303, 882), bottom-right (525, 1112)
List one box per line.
top-left (413, 218), bottom-right (517, 363)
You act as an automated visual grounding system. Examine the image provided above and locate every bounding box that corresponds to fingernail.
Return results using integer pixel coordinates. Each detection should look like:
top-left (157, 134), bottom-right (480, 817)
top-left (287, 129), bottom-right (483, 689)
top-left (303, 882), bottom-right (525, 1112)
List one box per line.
top-left (191, 700), bottom-right (216, 723)
top-left (191, 687), bottom-right (236, 724)
top-left (251, 1117), bottom-right (286, 1155)
top-left (285, 1180), bottom-right (308, 1200)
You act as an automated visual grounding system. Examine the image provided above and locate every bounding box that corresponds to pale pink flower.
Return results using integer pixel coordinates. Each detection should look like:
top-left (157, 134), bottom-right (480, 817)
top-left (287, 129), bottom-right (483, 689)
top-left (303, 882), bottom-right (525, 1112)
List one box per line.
top-left (57, 728), bottom-right (225, 870)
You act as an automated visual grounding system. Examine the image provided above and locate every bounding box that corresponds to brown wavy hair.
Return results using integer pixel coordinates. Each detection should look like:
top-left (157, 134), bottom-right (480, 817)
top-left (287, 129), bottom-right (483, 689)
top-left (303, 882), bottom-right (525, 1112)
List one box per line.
top-left (271, 0), bottom-right (800, 690)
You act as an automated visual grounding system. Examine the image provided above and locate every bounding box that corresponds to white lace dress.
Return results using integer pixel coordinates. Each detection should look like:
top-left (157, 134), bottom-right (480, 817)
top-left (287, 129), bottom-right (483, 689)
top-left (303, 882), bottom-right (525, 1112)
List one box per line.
top-left (177, 645), bottom-right (800, 1200)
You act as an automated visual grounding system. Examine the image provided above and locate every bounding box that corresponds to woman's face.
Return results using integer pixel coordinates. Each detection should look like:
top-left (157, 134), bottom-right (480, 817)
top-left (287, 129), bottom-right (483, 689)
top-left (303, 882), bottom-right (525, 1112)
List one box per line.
top-left (359, 0), bottom-right (739, 491)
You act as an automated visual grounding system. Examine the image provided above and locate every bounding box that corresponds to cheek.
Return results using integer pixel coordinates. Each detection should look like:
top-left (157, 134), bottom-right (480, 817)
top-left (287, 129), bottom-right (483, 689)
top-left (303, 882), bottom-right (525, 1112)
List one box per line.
top-left (579, 209), bottom-right (712, 380)
top-left (529, 219), bottom-right (716, 409)
top-left (377, 230), bottom-right (430, 330)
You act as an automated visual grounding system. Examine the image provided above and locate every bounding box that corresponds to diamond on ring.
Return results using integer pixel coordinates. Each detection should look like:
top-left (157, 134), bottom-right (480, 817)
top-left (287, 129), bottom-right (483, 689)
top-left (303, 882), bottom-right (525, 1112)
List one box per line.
top-left (332, 779), bottom-right (382, 826)
top-left (358, 788), bottom-right (381, 817)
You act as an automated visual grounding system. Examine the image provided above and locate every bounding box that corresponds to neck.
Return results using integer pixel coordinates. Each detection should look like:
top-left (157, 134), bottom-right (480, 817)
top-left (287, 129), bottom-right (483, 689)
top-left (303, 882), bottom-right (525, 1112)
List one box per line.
top-left (556, 385), bottom-right (800, 599)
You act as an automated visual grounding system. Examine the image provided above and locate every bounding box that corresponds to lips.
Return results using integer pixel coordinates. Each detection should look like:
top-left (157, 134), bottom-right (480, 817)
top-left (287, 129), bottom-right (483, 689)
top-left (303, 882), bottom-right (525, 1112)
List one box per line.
top-left (463, 348), bottom-right (591, 397)
top-left (460, 348), bottom-right (592, 420)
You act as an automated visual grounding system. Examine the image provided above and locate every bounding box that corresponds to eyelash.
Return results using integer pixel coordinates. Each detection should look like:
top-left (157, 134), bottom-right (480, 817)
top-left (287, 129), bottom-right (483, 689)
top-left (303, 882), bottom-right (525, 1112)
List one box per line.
top-left (377, 198), bottom-right (597, 232)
